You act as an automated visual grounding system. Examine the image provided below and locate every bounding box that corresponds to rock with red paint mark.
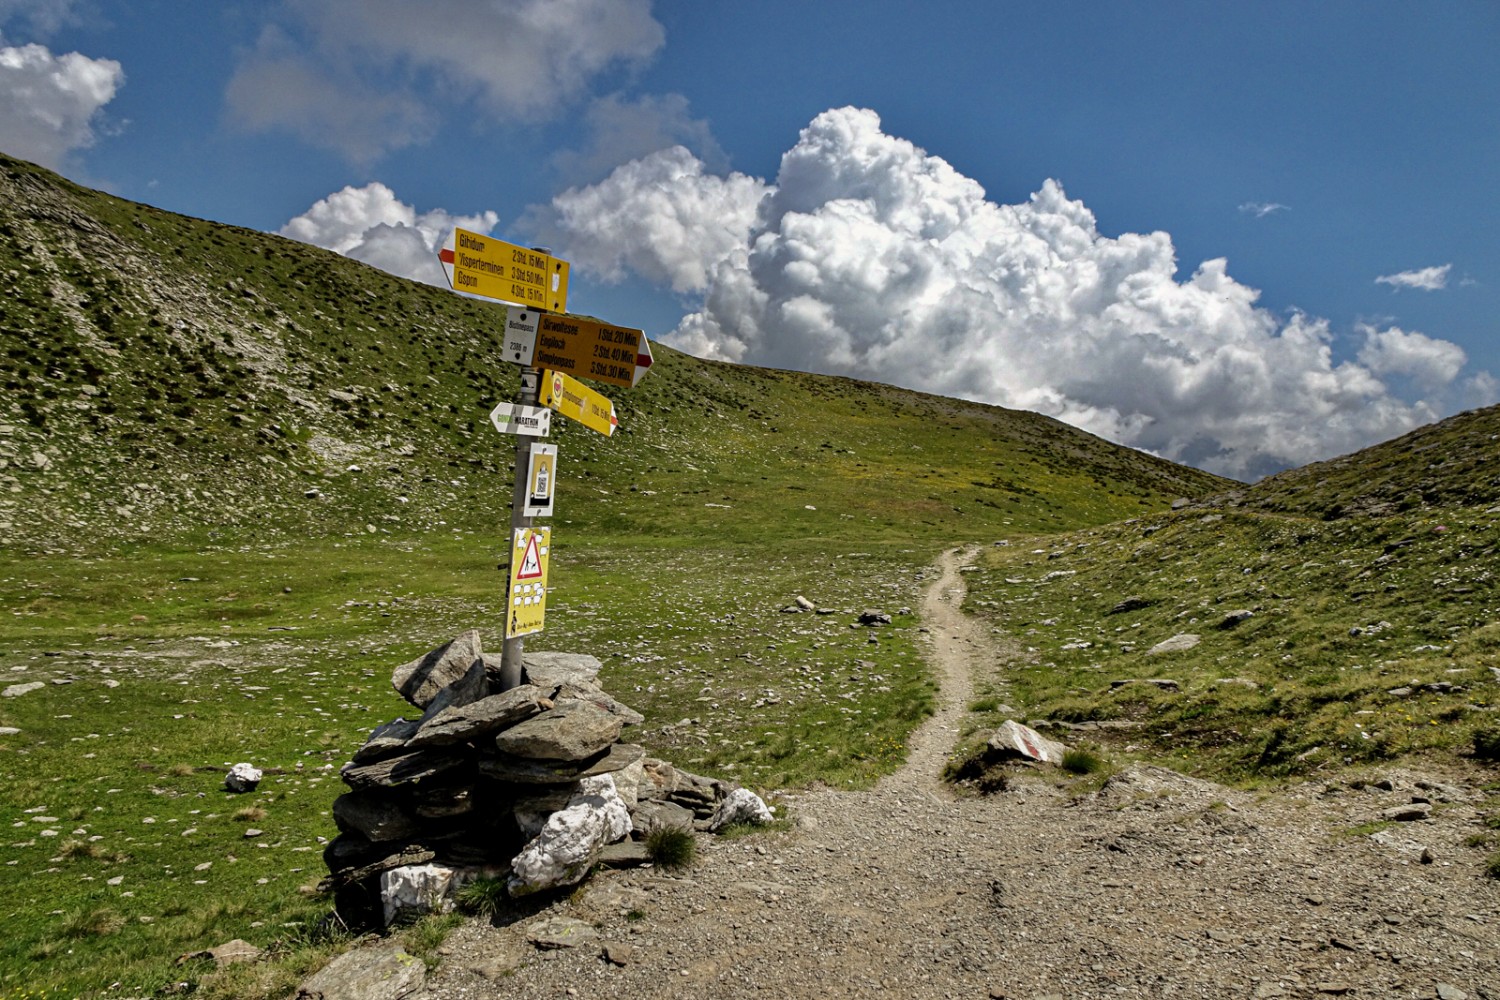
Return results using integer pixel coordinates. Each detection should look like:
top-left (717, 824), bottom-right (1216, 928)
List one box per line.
top-left (985, 720), bottom-right (1067, 765)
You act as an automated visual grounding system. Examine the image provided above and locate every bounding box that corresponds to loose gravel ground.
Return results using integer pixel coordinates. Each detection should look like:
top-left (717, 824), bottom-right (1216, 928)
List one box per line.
top-left (416, 547), bottom-right (1500, 1000)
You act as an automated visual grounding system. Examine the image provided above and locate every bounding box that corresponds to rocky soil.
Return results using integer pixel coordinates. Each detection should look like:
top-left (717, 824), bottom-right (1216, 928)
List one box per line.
top-left (411, 547), bottom-right (1500, 1000)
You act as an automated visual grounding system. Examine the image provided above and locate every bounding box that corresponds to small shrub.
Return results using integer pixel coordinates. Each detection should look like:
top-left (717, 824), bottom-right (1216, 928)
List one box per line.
top-left (234, 806), bottom-right (266, 822)
top-left (1062, 747), bottom-right (1106, 776)
top-left (644, 827), bottom-right (696, 869)
top-left (1473, 725), bottom-right (1500, 762)
top-left (1486, 850), bottom-right (1500, 880)
top-left (453, 878), bottom-right (507, 920)
top-left (167, 763), bottom-right (194, 777)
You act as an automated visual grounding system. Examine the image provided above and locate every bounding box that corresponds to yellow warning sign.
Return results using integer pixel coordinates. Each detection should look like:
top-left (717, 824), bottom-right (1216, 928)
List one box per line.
top-left (506, 526), bottom-right (550, 638)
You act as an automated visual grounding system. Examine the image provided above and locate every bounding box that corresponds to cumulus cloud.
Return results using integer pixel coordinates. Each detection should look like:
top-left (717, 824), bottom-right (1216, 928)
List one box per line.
top-left (535, 145), bottom-right (767, 294)
top-left (546, 107), bottom-right (1492, 479)
top-left (279, 182), bottom-right (498, 287)
top-left (227, 0), bottom-right (663, 162)
top-left (0, 40), bottom-right (122, 171)
top-left (1355, 324), bottom-right (1467, 391)
top-left (1375, 264), bottom-right (1451, 291)
top-left (1238, 201), bottom-right (1288, 218)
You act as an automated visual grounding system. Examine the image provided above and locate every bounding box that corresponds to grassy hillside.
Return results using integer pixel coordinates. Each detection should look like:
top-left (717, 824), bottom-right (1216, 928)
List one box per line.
top-left (955, 403), bottom-right (1500, 785)
top-left (0, 152), bottom-right (1224, 555)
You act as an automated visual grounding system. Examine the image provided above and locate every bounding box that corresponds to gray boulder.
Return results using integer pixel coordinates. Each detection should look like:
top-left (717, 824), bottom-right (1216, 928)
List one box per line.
top-left (416, 657), bottom-right (490, 721)
top-left (986, 720), bottom-right (1067, 765)
top-left (340, 749), bottom-right (468, 791)
top-left (406, 684), bottom-right (552, 749)
top-left (352, 718), bottom-right (420, 764)
top-left (639, 757), bottom-right (729, 817)
top-left (294, 944), bottom-right (425, 1000)
top-left (391, 630), bottom-right (483, 710)
top-left (629, 798), bottom-right (696, 837)
top-left (519, 651), bottom-right (603, 688)
top-left (1146, 633), bottom-right (1200, 656)
top-left (493, 698), bottom-right (623, 761)
top-left (478, 742), bottom-right (645, 785)
top-left (332, 791), bottom-right (422, 844)
top-left (706, 787), bottom-right (774, 831)
top-left (525, 915), bottom-right (599, 950)
top-left (552, 679), bottom-right (644, 726)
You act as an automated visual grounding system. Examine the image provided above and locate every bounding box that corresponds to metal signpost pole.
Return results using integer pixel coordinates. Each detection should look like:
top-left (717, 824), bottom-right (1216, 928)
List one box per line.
top-left (498, 364), bottom-right (540, 691)
top-left (498, 245), bottom-right (555, 691)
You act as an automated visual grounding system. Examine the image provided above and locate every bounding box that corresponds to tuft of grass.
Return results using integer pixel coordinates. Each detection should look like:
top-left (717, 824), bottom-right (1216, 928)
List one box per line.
top-left (56, 839), bottom-right (106, 861)
top-left (1342, 820), bottom-right (1395, 838)
top-left (1486, 851), bottom-right (1500, 880)
top-left (1062, 747), bottom-right (1107, 775)
top-left (61, 907), bottom-right (125, 938)
top-left (233, 806), bottom-right (267, 822)
top-left (167, 763), bottom-right (194, 777)
top-left (453, 878), bottom-right (508, 920)
top-left (644, 827), bottom-right (696, 869)
top-left (397, 912), bottom-right (463, 969)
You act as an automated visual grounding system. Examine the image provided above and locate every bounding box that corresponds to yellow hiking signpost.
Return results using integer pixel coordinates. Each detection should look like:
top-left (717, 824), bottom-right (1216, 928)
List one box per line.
top-left (540, 369), bottom-right (617, 438)
top-left (531, 314), bottom-right (648, 389)
top-left (436, 227), bottom-right (652, 686)
top-left (439, 227), bottom-right (570, 313)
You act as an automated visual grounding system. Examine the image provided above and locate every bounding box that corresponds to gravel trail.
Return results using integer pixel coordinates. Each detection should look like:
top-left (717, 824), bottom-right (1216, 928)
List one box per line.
top-left (418, 547), bottom-right (1500, 1000)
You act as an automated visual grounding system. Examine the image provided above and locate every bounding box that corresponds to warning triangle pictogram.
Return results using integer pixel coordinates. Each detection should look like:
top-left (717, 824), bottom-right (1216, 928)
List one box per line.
top-left (516, 533), bottom-right (544, 580)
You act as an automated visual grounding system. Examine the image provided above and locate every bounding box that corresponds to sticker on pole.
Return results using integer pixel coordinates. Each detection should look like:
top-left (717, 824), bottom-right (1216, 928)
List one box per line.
top-left (523, 442), bottom-right (557, 518)
top-left (489, 401), bottom-right (551, 437)
top-left (506, 526), bottom-right (550, 638)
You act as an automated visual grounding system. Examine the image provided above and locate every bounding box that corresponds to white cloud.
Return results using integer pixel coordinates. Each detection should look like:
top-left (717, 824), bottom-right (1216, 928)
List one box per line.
top-left (227, 0), bottom-right (664, 162)
top-left (279, 182), bottom-right (498, 288)
top-left (0, 40), bottom-right (121, 170)
top-left (551, 107), bottom-right (1492, 479)
top-left (536, 145), bottom-right (767, 294)
top-left (1238, 201), bottom-right (1288, 218)
top-left (1375, 264), bottom-right (1451, 291)
top-left (1356, 323), bottom-right (1467, 391)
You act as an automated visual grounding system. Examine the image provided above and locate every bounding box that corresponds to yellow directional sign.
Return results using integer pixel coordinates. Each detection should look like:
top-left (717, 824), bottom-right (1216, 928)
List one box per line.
top-left (540, 369), bottom-right (617, 437)
top-left (530, 314), bottom-right (644, 389)
top-left (506, 526), bottom-right (550, 638)
top-left (439, 228), bottom-right (570, 313)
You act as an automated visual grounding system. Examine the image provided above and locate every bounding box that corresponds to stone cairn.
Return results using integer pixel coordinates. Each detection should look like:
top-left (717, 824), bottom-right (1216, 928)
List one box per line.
top-left (320, 630), bottom-right (772, 929)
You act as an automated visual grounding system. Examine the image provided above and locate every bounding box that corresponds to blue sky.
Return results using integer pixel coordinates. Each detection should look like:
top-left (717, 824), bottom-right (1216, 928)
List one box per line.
top-left (2, 1), bottom-right (1496, 479)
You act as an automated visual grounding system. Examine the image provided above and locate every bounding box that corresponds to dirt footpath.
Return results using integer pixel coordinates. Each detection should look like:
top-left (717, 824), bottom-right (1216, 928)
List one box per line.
top-left (418, 548), bottom-right (1500, 1000)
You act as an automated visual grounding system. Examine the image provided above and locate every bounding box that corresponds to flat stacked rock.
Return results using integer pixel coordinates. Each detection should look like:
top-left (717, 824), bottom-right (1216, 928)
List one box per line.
top-left (320, 631), bottom-right (752, 929)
